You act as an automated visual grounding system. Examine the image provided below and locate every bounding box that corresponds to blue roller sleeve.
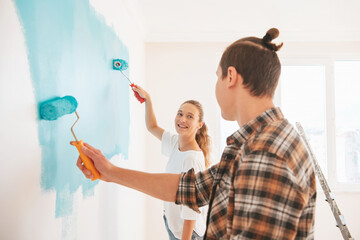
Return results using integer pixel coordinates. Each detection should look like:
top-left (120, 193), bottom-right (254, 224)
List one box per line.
top-left (112, 59), bottom-right (128, 71)
top-left (39, 96), bottom-right (78, 121)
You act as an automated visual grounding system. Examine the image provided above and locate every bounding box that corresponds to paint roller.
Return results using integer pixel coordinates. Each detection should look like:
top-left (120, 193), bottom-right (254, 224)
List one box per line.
top-left (39, 96), bottom-right (100, 181)
top-left (112, 59), bottom-right (145, 103)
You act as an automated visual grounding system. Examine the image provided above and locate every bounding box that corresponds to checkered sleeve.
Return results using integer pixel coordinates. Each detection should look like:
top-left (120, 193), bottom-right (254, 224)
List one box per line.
top-left (233, 151), bottom-right (309, 239)
top-left (175, 163), bottom-right (218, 213)
top-left (295, 174), bottom-right (317, 239)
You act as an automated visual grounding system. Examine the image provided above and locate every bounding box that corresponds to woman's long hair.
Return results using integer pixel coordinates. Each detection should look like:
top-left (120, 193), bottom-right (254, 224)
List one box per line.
top-left (182, 100), bottom-right (211, 168)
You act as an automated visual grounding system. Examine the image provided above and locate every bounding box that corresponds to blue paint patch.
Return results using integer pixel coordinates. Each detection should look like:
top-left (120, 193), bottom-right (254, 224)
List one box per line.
top-left (14, 0), bottom-right (130, 221)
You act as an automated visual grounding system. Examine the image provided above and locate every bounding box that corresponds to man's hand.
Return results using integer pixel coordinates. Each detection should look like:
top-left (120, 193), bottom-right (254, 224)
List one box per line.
top-left (71, 142), bottom-right (181, 203)
top-left (71, 142), bottom-right (114, 182)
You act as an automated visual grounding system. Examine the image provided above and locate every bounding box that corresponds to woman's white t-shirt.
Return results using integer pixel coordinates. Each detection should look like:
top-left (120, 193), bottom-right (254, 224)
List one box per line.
top-left (162, 131), bottom-right (208, 239)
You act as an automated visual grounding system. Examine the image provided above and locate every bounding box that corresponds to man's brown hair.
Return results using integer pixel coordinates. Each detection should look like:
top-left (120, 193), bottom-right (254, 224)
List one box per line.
top-left (219, 28), bottom-right (283, 97)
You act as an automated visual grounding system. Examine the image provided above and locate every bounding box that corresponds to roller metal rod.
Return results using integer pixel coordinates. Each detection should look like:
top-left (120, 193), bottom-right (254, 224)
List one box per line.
top-left (71, 111), bottom-right (79, 142)
top-left (119, 70), bottom-right (132, 85)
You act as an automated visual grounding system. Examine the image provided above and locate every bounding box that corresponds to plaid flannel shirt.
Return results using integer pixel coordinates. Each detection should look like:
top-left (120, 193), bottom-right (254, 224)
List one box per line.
top-left (176, 107), bottom-right (316, 240)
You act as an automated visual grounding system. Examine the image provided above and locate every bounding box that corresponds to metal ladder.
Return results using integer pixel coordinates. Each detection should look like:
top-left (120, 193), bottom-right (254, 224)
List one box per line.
top-left (296, 122), bottom-right (354, 240)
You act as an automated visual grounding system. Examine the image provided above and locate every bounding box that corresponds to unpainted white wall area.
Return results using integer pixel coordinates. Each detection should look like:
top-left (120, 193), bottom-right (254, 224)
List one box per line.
top-left (0, 0), bottom-right (49, 239)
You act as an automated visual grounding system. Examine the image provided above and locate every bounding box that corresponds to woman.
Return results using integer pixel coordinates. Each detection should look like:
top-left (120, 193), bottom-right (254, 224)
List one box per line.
top-left (133, 85), bottom-right (210, 240)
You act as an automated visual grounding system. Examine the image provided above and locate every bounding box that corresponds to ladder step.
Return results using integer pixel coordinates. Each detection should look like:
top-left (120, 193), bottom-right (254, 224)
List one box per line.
top-left (325, 192), bottom-right (334, 202)
top-left (336, 215), bottom-right (346, 227)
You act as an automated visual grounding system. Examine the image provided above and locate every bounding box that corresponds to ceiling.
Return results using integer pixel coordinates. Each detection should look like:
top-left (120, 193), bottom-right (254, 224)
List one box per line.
top-left (134, 0), bottom-right (360, 42)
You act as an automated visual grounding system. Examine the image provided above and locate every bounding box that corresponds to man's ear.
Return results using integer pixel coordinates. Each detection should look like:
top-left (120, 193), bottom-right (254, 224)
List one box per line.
top-left (227, 66), bottom-right (243, 88)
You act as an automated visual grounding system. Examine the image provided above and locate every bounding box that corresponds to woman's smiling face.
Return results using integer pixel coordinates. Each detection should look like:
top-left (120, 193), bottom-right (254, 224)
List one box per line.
top-left (174, 103), bottom-right (202, 137)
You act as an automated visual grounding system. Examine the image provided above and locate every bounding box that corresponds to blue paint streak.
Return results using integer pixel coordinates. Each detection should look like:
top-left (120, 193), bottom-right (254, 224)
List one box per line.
top-left (14, 0), bottom-right (130, 219)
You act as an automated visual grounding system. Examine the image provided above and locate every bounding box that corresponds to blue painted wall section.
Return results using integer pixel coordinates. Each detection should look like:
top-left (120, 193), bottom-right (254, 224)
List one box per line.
top-left (14, 0), bottom-right (130, 218)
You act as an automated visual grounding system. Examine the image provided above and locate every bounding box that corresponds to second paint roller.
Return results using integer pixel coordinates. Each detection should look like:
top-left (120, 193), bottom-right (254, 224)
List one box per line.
top-left (39, 96), bottom-right (100, 181)
top-left (112, 59), bottom-right (145, 103)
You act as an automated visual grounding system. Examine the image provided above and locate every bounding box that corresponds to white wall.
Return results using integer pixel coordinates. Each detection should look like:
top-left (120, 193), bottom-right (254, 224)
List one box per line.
top-left (0, 0), bottom-right (147, 239)
top-left (138, 0), bottom-right (360, 43)
top-left (144, 42), bottom-right (360, 239)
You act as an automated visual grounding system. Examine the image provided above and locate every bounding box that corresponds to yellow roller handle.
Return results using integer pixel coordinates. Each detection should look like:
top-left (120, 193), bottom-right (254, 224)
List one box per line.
top-left (73, 139), bottom-right (100, 181)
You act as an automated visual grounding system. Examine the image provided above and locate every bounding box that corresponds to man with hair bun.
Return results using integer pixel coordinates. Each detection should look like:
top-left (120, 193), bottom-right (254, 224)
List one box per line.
top-left (74, 28), bottom-right (316, 240)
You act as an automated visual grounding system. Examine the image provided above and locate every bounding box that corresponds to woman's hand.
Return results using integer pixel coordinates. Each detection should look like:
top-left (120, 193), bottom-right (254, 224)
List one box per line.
top-left (71, 142), bottom-right (114, 182)
top-left (132, 85), bottom-right (150, 101)
top-left (132, 84), bottom-right (164, 140)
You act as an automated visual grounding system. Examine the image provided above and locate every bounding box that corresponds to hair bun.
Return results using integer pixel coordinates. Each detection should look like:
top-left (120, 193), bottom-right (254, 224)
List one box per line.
top-left (262, 28), bottom-right (283, 52)
top-left (263, 28), bottom-right (280, 43)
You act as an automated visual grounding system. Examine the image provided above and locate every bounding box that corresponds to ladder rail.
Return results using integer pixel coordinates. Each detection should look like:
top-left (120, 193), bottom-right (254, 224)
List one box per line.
top-left (296, 122), bottom-right (354, 240)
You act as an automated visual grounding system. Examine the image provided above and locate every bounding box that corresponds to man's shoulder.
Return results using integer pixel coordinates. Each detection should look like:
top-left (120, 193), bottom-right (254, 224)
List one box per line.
top-left (246, 119), bottom-right (301, 159)
top-left (244, 119), bottom-right (314, 189)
